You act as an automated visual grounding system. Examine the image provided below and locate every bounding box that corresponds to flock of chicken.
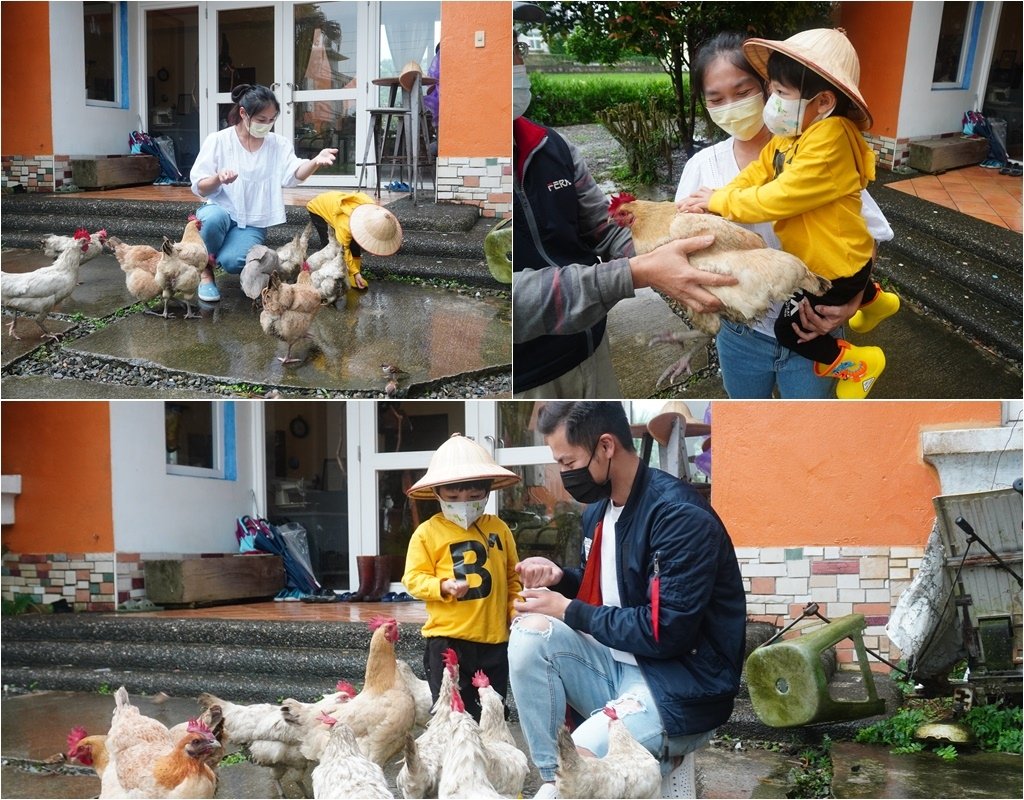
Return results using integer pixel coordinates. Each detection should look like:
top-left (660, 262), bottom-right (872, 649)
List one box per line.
top-left (62, 616), bottom-right (665, 799)
top-left (0, 217), bottom-right (353, 368)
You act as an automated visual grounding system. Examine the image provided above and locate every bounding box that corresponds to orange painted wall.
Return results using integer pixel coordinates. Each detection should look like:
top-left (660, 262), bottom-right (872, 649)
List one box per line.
top-left (839, 2), bottom-right (913, 138)
top-left (1, 402), bottom-right (114, 553)
top-left (713, 401), bottom-right (1001, 548)
top-left (1, 2), bottom-right (53, 154)
top-left (439, 1), bottom-right (512, 158)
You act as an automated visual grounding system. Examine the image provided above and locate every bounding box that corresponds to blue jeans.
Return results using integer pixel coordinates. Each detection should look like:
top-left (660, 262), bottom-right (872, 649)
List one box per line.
top-left (716, 320), bottom-right (836, 399)
top-left (508, 615), bottom-right (712, 782)
top-left (194, 203), bottom-right (266, 275)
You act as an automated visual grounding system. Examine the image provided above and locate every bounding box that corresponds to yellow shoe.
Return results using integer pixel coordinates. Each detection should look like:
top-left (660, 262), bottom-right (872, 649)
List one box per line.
top-left (814, 340), bottom-right (886, 399)
top-left (849, 284), bottom-right (900, 333)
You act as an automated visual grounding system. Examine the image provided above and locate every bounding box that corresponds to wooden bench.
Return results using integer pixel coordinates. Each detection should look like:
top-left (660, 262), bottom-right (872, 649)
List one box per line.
top-left (908, 136), bottom-right (990, 174)
top-left (71, 155), bottom-right (160, 189)
top-left (143, 553), bottom-right (285, 606)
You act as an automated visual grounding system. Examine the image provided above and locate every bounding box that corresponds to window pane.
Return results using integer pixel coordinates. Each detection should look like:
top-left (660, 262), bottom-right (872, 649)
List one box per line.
top-left (933, 2), bottom-right (972, 83)
top-left (218, 6), bottom-right (275, 92)
top-left (146, 6), bottom-right (200, 174)
top-left (165, 402), bottom-right (215, 468)
top-left (294, 2), bottom-right (358, 89)
top-left (84, 2), bottom-right (117, 102)
top-left (294, 99), bottom-right (357, 174)
top-left (379, 1), bottom-right (440, 103)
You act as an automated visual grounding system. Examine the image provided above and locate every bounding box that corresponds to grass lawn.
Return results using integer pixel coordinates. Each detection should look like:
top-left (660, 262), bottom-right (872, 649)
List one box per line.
top-left (540, 71), bottom-right (678, 88)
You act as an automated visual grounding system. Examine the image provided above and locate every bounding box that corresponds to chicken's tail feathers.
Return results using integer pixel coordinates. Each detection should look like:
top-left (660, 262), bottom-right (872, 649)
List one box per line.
top-left (161, 237), bottom-right (175, 255)
top-left (114, 685), bottom-right (132, 711)
top-left (555, 724), bottom-right (580, 768)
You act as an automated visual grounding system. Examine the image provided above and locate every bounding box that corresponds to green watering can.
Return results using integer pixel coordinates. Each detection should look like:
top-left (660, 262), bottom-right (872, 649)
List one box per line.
top-left (745, 613), bottom-right (886, 727)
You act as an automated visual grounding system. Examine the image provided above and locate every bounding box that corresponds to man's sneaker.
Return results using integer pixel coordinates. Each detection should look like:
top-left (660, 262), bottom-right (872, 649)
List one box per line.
top-left (815, 340), bottom-right (886, 399)
top-left (849, 284), bottom-right (900, 333)
top-left (661, 751), bottom-right (697, 799)
top-left (533, 782), bottom-right (559, 799)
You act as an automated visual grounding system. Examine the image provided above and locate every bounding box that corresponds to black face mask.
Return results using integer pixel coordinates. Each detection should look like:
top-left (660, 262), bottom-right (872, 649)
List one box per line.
top-left (560, 443), bottom-right (612, 504)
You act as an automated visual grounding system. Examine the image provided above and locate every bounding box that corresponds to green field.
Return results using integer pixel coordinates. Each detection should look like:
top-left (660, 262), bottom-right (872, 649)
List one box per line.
top-left (540, 71), bottom-right (674, 86)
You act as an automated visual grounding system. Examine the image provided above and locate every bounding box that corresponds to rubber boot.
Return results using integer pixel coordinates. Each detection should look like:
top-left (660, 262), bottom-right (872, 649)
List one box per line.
top-left (849, 283), bottom-right (900, 333)
top-left (364, 555), bottom-right (392, 602)
top-left (814, 339), bottom-right (886, 399)
top-left (346, 556), bottom-right (376, 602)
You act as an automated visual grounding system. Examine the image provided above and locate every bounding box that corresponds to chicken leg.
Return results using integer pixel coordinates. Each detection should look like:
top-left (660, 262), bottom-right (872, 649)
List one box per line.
top-left (648, 329), bottom-right (712, 387)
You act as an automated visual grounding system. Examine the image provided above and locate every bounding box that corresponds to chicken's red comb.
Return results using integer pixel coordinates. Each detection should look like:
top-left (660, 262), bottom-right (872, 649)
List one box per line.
top-left (95, 229), bottom-right (108, 240)
top-left (67, 726), bottom-right (88, 748)
top-left (607, 192), bottom-right (637, 215)
top-left (187, 718), bottom-right (212, 735)
top-left (317, 710), bottom-right (337, 726)
top-left (603, 705), bottom-right (619, 721)
top-left (471, 669), bottom-right (490, 688)
top-left (301, 261), bottom-right (311, 271)
top-left (368, 615), bottom-right (397, 631)
top-left (73, 228), bottom-right (90, 240)
top-left (336, 680), bottom-right (357, 697)
top-left (442, 648), bottom-right (459, 668)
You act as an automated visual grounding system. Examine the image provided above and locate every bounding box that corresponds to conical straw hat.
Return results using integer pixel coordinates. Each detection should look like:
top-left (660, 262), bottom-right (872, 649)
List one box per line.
top-left (399, 61), bottom-right (423, 92)
top-left (647, 401), bottom-right (710, 447)
top-left (407, 434), bottom-right (521, 499)
top-left (350, 204), bottom-right (403, 256)
top-left (743, 28), bottom-right (872, 130)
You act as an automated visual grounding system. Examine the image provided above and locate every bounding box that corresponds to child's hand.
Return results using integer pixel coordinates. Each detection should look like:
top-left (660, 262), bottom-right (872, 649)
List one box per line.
top-left (441, 578), bottom-right (469, 598)
top-left (676, 187), bottom-right (713, 214)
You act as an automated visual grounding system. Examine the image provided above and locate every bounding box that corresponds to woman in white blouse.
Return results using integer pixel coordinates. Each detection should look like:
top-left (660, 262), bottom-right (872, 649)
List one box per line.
top-left (190, 84), bottom-right (337, 302)
top-left (674, 33), bottom-right (893, 398)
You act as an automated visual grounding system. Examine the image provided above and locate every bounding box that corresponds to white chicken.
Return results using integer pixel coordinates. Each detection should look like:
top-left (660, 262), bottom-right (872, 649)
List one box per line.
top-left (397, 648), bottom-right (460, 799)
top-left (41, 228), bottom-right (108, 261)
top-left (311, 718), bottom-right (393, 799)
top-left (276, 222), bottom-right (314, 279)
top-left (472, 670), bottom-right (528, 797)
top-left (305, 225), bottom-right (342, 272)
top-left (608, 192), bottom-right (830, 384)
top-left (309, 246), bottom-right (349, 306)
top-left (240, 222), bottom-right (314, 302)
top-left (396, 659), bottom-right (434, 729)
top-left (437, 687), bottom-right (503, 800)
top-left (555, 706), bottom-right (662, 800)
top-left (1, 230), bottom-right (100, 340)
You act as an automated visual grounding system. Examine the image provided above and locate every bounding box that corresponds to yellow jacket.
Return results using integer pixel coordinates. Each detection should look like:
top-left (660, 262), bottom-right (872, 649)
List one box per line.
top-left (708, 116), bottom-right (876, 280)
top-left (305, 191), bottom-right (376, 280)
top-left (403, 513), bottom-right (522, 644)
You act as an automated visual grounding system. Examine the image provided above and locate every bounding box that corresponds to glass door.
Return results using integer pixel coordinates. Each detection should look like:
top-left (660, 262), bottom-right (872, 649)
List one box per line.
top-left (205, 1), bottom-right (366, 186)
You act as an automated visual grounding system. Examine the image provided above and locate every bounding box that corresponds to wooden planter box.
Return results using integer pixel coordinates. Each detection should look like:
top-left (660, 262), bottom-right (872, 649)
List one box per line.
top-left (908, 137), bottom-right (990, 174)
top-left (71, 155), bottom-right (160, 189)
top-left (144, 554), bottom-right (285, 606)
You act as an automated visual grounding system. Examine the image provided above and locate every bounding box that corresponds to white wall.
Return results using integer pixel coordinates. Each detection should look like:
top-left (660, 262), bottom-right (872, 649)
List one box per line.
top-left (109, 402), bottom-right (261, 555)
top-left (898, 1), bottom-right (1001, 139)
top-left (50, 1), bottom-right (144, 156)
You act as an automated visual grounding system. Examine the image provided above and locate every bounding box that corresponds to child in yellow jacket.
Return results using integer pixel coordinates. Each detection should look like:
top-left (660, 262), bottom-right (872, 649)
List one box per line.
top-left (306, 191), bottom-right (402, 290)
top-left (403, 433), bottom-right (523, 722)
top-left (682, 29), bottom-right (899, 399)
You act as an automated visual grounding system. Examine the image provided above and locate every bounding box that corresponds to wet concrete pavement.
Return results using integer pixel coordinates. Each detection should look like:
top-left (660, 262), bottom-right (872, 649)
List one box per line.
top-left (3, 689), bottom-right (1021, 799)
top-left (609, 288), bottom-right (1022, 399)
top-left (1, 248), bottom-right (511, 396)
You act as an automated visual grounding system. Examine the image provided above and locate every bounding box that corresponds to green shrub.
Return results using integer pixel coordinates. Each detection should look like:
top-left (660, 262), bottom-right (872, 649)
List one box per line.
top-left (963, 704), bottom-right (1023, 754)
top-left (527, 72), bottom-right (676, 127)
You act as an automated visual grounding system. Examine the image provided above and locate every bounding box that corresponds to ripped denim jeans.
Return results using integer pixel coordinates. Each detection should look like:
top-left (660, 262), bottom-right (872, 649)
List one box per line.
top-left (508, 613), bottom-right (710, 782)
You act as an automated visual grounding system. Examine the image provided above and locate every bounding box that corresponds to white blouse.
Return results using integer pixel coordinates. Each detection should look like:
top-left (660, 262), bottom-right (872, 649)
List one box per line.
top-left (674, 137), bottom-right (893, 337)
top-left (190, 127), bottom-right (307, 228)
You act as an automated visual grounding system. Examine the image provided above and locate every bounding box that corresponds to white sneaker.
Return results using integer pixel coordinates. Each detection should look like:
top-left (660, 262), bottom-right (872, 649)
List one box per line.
top-left (660, 751), bottom-right (696, 798)
top-left (533, 782), bottom-right (559, 799)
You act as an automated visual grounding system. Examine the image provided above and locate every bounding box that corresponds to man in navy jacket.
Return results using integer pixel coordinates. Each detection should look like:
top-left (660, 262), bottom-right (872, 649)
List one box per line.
top-left (509, 401), bottom-right (745, 799)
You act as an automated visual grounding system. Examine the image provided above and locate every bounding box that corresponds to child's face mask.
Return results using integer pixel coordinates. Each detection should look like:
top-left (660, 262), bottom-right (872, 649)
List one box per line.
top-left (438, 497), bottom-right (488, 530)
top-left (763, 92), bottom-right (831, 137)
top-left (708, 94), bottom-right (766, 141)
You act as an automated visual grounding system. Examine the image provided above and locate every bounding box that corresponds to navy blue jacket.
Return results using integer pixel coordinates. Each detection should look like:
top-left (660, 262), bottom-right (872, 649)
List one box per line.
top-left (556, 460), bottom-right (746, 738)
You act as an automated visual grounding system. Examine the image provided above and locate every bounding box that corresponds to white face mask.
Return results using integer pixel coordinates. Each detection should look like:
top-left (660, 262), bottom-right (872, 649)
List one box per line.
top-left (762, 92), bottom-right (831, 138)
top-left (245, 115), bottom-right (274, 138)
top-left (708, 94), bottom-right (766, 141)
top-left (438, 497), bottom-right (488, 530)
top-left (513, 65), bottom-right (532, 120)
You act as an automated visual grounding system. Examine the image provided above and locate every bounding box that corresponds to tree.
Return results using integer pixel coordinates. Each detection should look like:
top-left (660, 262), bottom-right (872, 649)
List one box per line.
top-left (537, 1), bottom-right (834, 152)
